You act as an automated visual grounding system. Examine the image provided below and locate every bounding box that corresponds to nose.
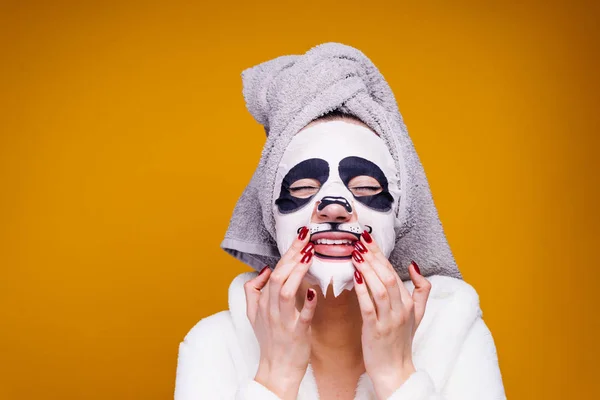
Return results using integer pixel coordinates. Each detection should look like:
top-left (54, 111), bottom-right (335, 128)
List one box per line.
top-left (314, 196), bottom-right (353, 223)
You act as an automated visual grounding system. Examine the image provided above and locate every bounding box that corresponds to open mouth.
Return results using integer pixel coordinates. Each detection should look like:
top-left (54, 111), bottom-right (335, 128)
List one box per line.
top-left (310, 230), bottom-right (360, 259)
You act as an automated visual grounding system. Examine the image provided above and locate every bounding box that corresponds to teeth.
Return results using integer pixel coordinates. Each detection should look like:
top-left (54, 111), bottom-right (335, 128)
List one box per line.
top-left (313, 239), bottom-right (354, 245)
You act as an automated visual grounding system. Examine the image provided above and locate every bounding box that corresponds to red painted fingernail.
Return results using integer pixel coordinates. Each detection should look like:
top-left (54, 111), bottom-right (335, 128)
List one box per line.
top-left (354, 241), bottom-right (367, 253)
top-left (298, 226), bottom-right (309, 240)
top-left (354, 269), bottom-right (363, 284)
top-left (352, 250), bottom-right (364, 263)
top-left (301, 251), bottom-right (313, 264)
top-left (412, 261), bottom-right (421, 275)
top-left (362, 230), bottom-right (373, 243)
top-left (301, 242), bottom-right (314, 254)
top-left (259, 266), bottom-right (269, 275)
top-left (307, 288), bottom-right (315, 301)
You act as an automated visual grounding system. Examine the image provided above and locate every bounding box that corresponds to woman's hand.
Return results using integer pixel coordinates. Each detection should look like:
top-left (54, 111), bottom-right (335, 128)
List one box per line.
top-left (243, 226), bottom-right (317, 400)
top-left (352, 230), bottom-right (432, 400)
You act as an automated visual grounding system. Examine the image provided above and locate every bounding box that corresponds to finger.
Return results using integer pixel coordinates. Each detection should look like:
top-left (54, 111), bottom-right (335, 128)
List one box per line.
top-left (360, 230), bottom-right (397, 273)
top-left (257, 275), bottom-right (272, 326)
top-left (409, 261), bottom-right (432, 326)
top-left (359, 230), bottom-right (398, 278)
top-left (268, 226), bottom-right (311, 302)
top-left (244, 266), bottom-right (271, 325)
top-left (279, 249), bottom-right (314, 317)
top-left (359, 229), bottom-right (385, 259)
top-left (352, 249), bottom-right (391, 321)
top-left (295, 288), bottom-right (318, 334)
top-left (361, 234), bottom-right (395, 272)
top-left (354, 241), bottom-right (403, 311)
top-left (394, 271), bottom-right (413, 307)
top-left (269, 230), bottom-right (313, 320)
top-left (279, 226), bottom-right (311, 264)
top-left (359, 231), bottom-right (413, 305)
top-left (353, 269), bottom-right (377, 324)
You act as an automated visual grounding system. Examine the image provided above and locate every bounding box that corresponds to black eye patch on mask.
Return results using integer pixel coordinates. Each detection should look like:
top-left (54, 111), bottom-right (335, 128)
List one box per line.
top-left (275, 158), bottom-right (329, 213)
top-left (338, 156), bottom-right (394, 212)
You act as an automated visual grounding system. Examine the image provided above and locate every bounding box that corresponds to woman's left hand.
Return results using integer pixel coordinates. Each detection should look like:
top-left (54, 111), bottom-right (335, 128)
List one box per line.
top-left (352, 230), bottom-right (432, 400)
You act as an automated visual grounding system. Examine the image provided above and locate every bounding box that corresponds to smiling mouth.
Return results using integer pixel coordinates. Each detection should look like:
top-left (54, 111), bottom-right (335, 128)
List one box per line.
top-left (310, 230), bottom-right (360, 259)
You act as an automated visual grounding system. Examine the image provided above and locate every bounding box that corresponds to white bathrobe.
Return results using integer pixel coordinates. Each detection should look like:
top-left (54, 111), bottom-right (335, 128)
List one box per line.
top-left (174, 272), bottom-right (507, 399)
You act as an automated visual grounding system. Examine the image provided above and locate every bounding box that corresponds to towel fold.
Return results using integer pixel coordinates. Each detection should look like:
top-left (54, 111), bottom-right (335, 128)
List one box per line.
top-left (221, 42), bottom-right (461, 280)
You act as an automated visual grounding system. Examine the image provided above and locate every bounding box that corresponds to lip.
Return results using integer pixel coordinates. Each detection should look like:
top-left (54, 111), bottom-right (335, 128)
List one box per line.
top-left (310, 230), bottom-right (360, 259)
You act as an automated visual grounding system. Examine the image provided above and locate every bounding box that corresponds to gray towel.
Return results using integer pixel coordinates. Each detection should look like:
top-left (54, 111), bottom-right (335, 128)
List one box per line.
top-left (220, 42), bottom-right (462, 281)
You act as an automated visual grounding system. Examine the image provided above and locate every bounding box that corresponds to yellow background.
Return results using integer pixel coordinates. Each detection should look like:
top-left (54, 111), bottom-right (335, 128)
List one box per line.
top-left (1, 1), bottom-right (599, 398)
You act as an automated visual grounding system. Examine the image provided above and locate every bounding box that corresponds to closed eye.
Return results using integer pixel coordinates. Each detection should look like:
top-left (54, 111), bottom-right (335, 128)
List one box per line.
top-left (349, 186), bottom-right (382, 196)
top-left (348, 176), bottom-right (383, 197)
top-left (289, 178), bottom-right (321, 198)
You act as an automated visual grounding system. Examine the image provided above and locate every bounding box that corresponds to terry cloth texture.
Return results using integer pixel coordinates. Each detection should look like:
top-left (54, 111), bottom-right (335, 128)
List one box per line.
top-left (220, 42), bottom-right (462, 281)
top-left (174, 272), bottom-right (507, 399)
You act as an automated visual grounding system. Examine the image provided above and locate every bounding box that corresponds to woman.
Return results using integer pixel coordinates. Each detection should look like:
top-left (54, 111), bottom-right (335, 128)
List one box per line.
top-left (174, 43), bottom-right (506, 400)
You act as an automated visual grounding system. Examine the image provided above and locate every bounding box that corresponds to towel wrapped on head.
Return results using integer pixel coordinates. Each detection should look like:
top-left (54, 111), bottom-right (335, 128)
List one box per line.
top-left (221, 42), bottom-right (462, 281)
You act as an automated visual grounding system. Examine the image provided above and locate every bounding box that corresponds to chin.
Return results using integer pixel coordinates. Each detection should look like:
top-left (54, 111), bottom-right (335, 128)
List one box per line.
top-left (306, 258), bottom-right (356, 298)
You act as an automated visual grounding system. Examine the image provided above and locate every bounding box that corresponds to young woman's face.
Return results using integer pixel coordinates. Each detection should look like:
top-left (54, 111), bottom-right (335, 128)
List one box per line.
top-left (273, 119), bottom-right (401, 296)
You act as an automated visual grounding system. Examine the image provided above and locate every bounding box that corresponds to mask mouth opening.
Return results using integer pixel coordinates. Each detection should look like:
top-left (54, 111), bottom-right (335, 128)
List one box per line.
top-left (309, 230), bottom-right (359, 259)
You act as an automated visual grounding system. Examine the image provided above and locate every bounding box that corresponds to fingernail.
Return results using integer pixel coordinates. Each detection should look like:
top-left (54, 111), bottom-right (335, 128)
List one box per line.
top-left (352, 250), bottom-right (364, 263)
top-left (354, 241), bottom-right (367, 253)
top-left (301, 251), bottom-right (313, 264)
top-left (298, 226), bottom-right (309, 240)
top-left (412, 261), bottom-right (421, 275)
top-left (259, 266), bottom-right (269, 275)
top-left (362, 230), bottom-right (373, 243)
top-left (307, 288), bottom-right (315, 301)
top-left (301, 242), bottom-right (314, 254)
top-left (354, 269), bottom-right (363, 284)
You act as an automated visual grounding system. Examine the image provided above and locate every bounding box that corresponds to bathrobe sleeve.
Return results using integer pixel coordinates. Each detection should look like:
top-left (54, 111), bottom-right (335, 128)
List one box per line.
top-left (174, 311), bottom-right (281, 400)
top-left (386, 316), bottom-right (507, 400)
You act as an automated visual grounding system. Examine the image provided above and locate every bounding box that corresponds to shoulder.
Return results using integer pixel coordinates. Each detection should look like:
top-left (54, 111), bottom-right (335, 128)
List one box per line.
top-left (175, 274), bottom-right (260, 395)
top-left (427, 274), bottom-right (479, 300)
top-left (411, 274), bottom-right (482, 318)
top-left (178, 272), bottom-right (259, 366)
top-left (175, 312), bottom-right (244, 399)
top-left (408, 275), bottom-right (495, 389)
top-left (179, 272), bottom-right (260, 356)
top-left (176, 311), bottom-right (240, 381)
top-left (228, 271), bottom-right (259, 310)
top-left (181, 271), bottom-right (257, 346)
top-left (407, 275), bottom-right (484, 359)
top-left (181, 310), bottom-right (235, 348)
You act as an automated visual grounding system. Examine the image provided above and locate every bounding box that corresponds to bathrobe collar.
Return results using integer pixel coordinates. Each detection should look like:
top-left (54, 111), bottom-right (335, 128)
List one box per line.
top-left (227, 272), bottom-right (482, 399)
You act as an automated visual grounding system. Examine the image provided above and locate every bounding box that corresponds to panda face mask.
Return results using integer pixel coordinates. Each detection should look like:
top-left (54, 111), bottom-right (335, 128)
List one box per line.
top-left (273, 120), bottom-right (401, 297)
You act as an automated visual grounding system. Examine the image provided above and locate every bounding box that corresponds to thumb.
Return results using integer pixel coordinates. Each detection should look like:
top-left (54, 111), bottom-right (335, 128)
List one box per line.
top-left (408, 261), bottom-right (432, 326)
top-left (244, 266), bottom-right (271, 325)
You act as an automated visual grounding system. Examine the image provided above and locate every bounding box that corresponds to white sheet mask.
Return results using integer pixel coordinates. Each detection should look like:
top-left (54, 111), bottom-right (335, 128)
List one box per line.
top-left (273, 120), bottom-right (401, 297)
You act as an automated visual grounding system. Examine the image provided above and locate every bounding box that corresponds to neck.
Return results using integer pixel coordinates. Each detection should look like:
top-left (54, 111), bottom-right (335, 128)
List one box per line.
top-left (305, 285), bottom-right (364, 368)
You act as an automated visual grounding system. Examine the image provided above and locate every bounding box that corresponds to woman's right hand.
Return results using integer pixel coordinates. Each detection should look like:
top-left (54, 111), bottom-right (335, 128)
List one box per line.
top-left (244, 226), bottom-right (317, 400)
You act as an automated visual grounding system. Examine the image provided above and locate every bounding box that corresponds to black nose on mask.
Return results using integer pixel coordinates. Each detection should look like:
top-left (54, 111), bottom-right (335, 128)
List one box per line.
top-left (317, 196), bottom-right (353, 213)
